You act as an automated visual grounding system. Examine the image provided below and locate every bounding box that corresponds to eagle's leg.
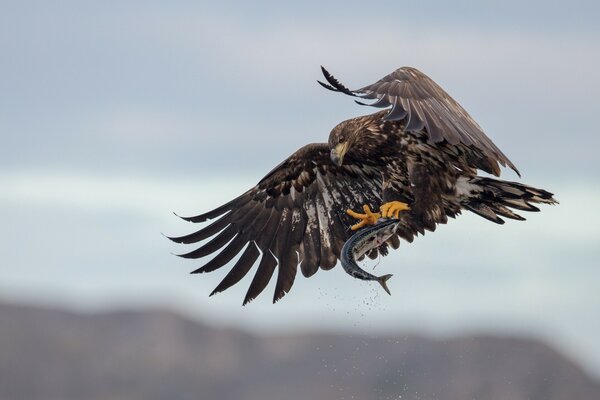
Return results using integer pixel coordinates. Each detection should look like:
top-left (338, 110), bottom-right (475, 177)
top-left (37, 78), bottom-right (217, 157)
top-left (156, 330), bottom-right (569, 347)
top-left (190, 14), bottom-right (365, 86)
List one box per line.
top-left (380, 201), bottom-right (410, 219)
top-left (346, 205), bottom-right (381, 231)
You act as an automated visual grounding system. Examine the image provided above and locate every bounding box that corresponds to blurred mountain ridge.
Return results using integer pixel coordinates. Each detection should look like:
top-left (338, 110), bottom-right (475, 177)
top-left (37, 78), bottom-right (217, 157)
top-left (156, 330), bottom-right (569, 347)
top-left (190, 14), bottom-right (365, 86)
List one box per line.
top-left (1, 301), bottom-right (598, 400)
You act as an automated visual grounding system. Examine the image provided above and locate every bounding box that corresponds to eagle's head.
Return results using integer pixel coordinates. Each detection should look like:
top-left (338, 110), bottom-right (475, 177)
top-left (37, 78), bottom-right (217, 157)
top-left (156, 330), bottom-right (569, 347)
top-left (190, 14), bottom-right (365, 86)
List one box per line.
top-left (328, 119), bottom-right (363, 166)
top-left (328, 115), bottom-right (380, 166)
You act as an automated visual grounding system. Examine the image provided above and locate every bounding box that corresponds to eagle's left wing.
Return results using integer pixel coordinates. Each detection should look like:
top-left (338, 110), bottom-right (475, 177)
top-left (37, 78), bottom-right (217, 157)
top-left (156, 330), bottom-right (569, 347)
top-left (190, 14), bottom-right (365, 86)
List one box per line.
top-left (319, 66), bottom-right (519, 177)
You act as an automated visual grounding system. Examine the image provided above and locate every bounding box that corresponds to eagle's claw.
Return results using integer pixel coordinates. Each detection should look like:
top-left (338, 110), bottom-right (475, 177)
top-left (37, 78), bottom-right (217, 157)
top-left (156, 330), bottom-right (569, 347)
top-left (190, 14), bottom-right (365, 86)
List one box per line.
top-left (346, 205), bottom-right (381, 231)
top-left (380, 201), bottom-right (410, 219)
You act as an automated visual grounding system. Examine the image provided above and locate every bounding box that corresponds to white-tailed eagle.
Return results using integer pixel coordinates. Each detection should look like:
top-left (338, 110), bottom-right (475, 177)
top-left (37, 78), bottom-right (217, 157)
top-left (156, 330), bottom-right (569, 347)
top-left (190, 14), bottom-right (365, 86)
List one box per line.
top-left (168, 66), bottom-right (556, 304)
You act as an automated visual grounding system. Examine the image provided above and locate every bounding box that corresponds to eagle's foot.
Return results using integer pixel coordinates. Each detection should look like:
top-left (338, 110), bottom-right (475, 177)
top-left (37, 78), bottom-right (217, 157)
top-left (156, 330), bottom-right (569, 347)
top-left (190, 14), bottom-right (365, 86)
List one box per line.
top-left (346, 205), bottom-right (381, 231)
top-left (380, 201), bottom-right (410, 219)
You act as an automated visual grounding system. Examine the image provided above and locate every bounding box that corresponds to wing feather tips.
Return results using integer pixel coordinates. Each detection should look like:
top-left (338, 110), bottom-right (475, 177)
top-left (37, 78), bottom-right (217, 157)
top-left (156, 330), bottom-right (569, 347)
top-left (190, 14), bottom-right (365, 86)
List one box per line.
top-left (191, 234), bottom-right (247, 273)
top-left (189, 204), bottom-right (273, 272)
top-left (317, 80), bottom-right (339, 92)
top-left (243, 251), bottom-right (278, 306)
top-left (167, 214), bottom-right (231, 244)
top-left (273, 248), bottom-right (299, 303)
top-left (319, 66), bottom-right (356, 96)
top-left (174, 204), bottom-right (232, 223)
top-left (209, 241), bottom-right (260, 297)
top-left (175, 190), bottom-right (254, 223)
top-left (176, 224), bottom-right (238, 259)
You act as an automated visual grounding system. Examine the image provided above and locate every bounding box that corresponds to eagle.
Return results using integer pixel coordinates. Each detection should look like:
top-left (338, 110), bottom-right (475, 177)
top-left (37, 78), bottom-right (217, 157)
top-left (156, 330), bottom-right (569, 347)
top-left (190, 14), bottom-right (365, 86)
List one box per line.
top-left (168, 66), bottom-right (556, 304)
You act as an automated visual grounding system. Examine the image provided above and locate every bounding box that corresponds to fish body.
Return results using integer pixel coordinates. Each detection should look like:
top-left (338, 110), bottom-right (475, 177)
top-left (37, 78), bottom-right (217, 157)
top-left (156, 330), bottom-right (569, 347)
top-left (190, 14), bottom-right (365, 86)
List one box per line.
top-left (340, 218), bottom-right (400, 295)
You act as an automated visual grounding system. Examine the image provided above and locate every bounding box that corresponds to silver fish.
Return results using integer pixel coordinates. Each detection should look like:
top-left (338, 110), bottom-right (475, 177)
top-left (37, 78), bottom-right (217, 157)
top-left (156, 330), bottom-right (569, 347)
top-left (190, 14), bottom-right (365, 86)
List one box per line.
top-left (340, 218), bottom-right (400, 295)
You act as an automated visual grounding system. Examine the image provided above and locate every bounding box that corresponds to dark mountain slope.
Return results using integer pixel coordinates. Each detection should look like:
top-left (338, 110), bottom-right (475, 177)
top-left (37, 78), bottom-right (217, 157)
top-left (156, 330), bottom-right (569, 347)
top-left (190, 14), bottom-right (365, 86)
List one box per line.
top-left (1, 302), bottom-right (597, 400)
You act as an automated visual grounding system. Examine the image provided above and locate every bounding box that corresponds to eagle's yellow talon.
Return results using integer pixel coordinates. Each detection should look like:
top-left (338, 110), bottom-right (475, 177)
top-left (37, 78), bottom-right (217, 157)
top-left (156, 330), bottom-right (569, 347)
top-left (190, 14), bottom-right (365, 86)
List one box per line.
top-left (346, 205), bottom-right (381, 231)
top-left (347, 202), bottom-right (409, 230)
top-left (380, 201), bottom-right (410, 219)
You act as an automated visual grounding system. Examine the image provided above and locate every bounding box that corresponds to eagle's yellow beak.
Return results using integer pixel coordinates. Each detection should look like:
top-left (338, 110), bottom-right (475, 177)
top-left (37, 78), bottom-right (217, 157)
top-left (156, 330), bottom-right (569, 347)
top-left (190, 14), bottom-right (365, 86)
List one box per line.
top-left (330, 142), bottom-right (349, 166)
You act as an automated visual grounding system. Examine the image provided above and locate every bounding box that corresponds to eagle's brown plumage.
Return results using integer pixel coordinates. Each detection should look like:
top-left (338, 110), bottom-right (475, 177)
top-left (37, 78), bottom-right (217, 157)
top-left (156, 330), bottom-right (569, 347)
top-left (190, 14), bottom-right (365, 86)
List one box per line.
top-left (169, 66), bottom-right (556, 304)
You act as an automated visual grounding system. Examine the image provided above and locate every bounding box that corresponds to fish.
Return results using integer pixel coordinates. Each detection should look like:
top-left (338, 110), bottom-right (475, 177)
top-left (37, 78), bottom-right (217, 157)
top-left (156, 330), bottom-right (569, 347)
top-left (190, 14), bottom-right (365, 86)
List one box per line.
top-left (340, 218), bottom-right (401, 295)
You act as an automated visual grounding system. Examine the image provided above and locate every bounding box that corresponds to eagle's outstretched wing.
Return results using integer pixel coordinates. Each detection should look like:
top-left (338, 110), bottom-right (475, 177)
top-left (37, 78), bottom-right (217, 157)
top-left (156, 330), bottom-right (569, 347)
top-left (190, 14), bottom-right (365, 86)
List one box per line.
top-left (318, 66), bottom-right (519, 176)
top-left (168, 143), bottom-right (402, 304)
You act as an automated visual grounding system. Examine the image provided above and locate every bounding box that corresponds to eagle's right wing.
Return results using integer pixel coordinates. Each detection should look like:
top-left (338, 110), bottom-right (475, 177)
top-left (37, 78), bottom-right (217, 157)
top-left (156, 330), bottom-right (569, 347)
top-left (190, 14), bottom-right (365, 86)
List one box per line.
top-left (168, 143), bottom-right (397, 304)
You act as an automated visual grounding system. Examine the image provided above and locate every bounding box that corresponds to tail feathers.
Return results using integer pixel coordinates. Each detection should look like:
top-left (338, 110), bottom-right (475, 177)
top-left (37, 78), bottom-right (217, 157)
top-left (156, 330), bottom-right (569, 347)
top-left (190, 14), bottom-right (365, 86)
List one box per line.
top-left (465, 203), bottom-right (525, 224)
top-left (465, 177), bottom-right (557, 224)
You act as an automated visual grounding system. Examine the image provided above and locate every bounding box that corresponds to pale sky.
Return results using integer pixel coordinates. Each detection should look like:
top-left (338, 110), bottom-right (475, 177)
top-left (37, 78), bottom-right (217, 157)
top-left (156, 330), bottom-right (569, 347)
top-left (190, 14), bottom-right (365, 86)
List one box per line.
top-left (1, 0), bottom-right (599, 377)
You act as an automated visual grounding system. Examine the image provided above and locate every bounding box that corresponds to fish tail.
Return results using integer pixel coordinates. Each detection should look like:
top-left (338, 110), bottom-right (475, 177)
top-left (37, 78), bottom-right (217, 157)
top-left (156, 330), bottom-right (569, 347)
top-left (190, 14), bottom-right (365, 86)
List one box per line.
top-left (377, 274), bottom-right (393, 295)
